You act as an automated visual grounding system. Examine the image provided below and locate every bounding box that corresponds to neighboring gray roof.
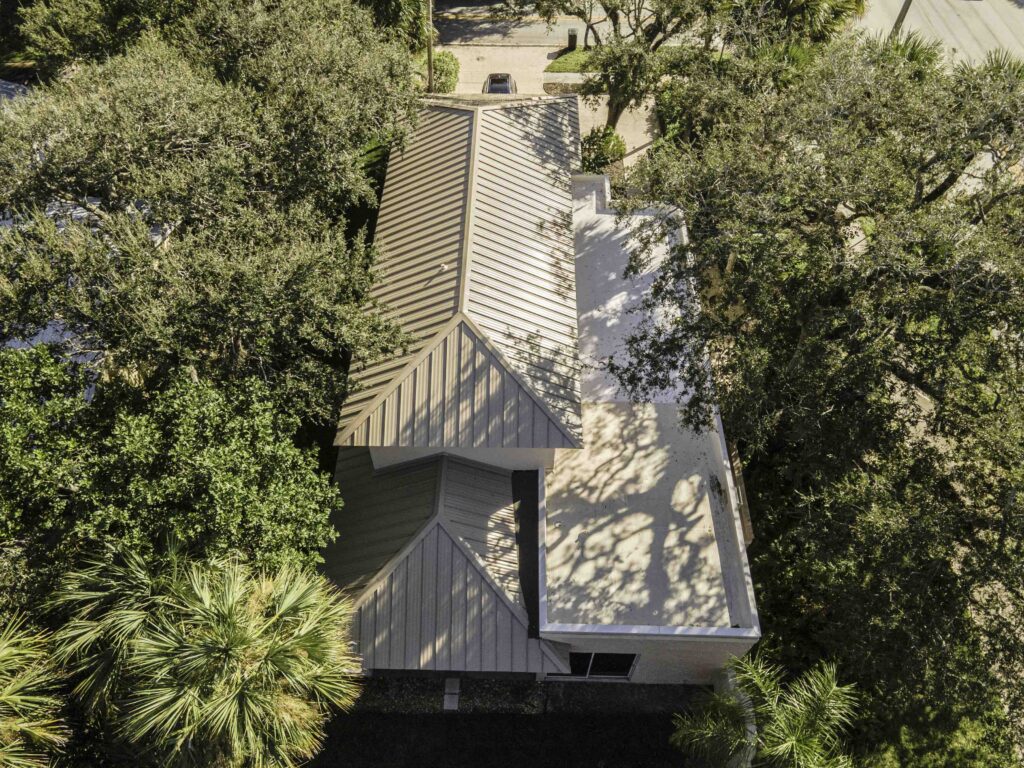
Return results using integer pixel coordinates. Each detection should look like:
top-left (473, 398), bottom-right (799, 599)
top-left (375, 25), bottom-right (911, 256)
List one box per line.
top-left (858, 0), bottom-right (1024, 62)
top-left (337, 96), bottom-right (583, 450)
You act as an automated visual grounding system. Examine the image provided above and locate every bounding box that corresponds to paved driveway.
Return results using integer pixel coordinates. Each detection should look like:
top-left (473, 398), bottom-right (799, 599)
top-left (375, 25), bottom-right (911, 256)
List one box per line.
top-left (440, 44), bottom-right (560, 95)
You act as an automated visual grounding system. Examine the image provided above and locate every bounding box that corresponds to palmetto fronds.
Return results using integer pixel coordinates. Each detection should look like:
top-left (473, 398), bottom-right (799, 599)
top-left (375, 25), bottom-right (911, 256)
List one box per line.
top-left (0, 616), bottom-right (66, 768)
top-left (672, 652), bottom-right (857, 767)
top-left (52, 545), bottom-right (360, 768)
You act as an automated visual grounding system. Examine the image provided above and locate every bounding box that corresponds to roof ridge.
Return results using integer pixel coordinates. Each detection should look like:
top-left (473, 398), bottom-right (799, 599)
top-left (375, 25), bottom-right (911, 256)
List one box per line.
top-left (336, 314), bottom-right (581, 448)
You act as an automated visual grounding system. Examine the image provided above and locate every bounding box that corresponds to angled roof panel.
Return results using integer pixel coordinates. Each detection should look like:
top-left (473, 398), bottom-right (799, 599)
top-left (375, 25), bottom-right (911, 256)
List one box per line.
top-left (337, 107), bottom-right (473, 432)
top-left (336, 317), bottom-right (577, 449)
top-left (352, 520), bottom-right (568, 674)
top-left (336, 97), bottom-right (582, 449)
top-left (321, 448), bottom-right (440, 593)
top-left (442, 458), bottom-right (522, 607)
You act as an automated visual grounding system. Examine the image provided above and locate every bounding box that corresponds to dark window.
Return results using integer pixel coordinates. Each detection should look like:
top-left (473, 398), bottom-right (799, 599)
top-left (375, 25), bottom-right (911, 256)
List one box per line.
top-left (552, 652), bottom-right (637, 679)
top-left (588, 653), bottom-right (636, 678)
top-left (569, 652), bottom-right (592, 676)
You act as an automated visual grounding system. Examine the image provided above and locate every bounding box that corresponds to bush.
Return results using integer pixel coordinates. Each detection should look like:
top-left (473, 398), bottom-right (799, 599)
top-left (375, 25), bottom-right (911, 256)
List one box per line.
top-left (581, 125), bottom-right (626, 172)
top-left (431, 50), bottom-right (459, 93)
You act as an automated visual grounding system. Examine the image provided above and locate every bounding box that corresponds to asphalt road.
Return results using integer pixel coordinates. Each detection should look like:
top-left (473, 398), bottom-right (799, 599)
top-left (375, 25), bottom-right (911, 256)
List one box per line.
top-left (435, 1), bottom-right (614, 46)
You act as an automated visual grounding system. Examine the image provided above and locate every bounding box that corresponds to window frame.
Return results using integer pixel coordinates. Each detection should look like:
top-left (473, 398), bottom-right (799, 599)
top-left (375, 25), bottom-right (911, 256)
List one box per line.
top-left (550, 652), bottom-right (639, 680)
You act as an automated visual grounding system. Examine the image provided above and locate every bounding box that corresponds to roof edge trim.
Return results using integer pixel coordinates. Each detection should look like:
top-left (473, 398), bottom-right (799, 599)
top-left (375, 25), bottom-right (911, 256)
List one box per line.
top-left (334, 313), bottom-right (466, 446)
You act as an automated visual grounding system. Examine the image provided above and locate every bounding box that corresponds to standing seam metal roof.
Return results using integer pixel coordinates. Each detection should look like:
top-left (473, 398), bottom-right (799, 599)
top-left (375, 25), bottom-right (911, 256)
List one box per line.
top-left (336, 96), bottom-right (583, 449)
top-left (328, 448), bottom-right (569, 674)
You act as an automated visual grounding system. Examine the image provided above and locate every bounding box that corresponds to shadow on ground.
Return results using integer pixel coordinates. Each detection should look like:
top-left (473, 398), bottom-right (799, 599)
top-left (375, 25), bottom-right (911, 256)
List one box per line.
top-left (314, 712), bottom-right (684, 768)
top-left (312, 678), bottom-right (701, 768)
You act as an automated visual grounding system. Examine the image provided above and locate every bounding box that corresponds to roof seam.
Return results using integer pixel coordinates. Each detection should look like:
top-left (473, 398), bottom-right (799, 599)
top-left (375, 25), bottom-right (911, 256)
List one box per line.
top-left (456, 106), bottom-right (482, 313)
top-left (458, 312), bottom-right (583, 447)
top-left (353, 470), bottom-right (444, 610)
top-left (335, 313), bottom-right (464, 445)
top-left (435, 517), bottom-right (533, 631)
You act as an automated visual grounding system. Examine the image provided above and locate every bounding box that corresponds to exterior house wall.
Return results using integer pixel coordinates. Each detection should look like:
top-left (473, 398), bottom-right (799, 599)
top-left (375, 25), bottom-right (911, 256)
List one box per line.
top-left (540, 631), bottom-right (757, 685)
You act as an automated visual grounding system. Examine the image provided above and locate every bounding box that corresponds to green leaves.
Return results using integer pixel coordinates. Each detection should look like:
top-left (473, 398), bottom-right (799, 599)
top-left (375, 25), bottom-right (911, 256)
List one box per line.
top-left (672, 653), bottom-right (857, 768)
top-left (0, 348), bottom-right (341, 614)
top-left (0, 0), bottom-right (418, 426)
top-left (0, 616), bottom-right (67, 768)
top-left (52, 545), bottom-right (359, 768)
top-left (626, 32), bottom-right (1024, 765)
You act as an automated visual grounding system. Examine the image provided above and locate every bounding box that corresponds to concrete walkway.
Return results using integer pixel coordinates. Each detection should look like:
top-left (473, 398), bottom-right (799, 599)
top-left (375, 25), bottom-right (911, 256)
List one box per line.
top-left (440, 45), bottom-right (659, 164)
top-left (440, 44), bottom-right (560, 95)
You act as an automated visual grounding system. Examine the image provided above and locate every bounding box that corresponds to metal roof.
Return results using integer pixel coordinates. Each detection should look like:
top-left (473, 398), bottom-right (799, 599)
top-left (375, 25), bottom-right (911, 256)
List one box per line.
top-left (328, 448), bottom-right (570, 674)
top-left (336, 96), bottom-right (583, 449)
top-left (352, 520), bottom-right (568, 674)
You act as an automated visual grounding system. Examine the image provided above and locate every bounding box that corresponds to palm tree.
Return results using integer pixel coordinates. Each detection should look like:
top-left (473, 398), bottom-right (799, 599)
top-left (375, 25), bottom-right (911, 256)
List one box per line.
top-left (671, 652), bottom-right (857, 768)
top-left (52, 544), bottom-right (361, 768)
top-left (0, 616), bottom-right (66, 768)
top-left (775, 0), bottom-right (866, 42)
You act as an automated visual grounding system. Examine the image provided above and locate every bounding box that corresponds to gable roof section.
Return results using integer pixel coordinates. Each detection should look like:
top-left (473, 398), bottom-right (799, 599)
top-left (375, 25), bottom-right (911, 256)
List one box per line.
top-left (336, 315), bottom-right (577, 449)
top-left (352, 520), bottom-right (568, 674)
top-left (336, 97), bottom-right (583, 449)
top-left (321, 449), bottom-right (440, 593)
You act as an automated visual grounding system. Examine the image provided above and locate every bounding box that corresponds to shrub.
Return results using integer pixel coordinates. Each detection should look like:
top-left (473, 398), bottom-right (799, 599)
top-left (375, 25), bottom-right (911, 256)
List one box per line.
top-left (431, 50), bottom-right (459, 93)
top-left (581, 125), bottom-right (626, 172)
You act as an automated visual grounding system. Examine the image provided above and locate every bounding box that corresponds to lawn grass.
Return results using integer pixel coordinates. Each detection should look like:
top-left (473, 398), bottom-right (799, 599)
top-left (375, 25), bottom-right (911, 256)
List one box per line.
top-left (545, 48), bottom-right (596, 73)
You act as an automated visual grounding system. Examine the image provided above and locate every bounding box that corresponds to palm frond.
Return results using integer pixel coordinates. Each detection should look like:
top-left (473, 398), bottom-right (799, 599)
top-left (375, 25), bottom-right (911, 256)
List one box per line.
top-left (55, 546), bottom-right (361, 767)
top-left (0, 615), bottom-right (66, 768)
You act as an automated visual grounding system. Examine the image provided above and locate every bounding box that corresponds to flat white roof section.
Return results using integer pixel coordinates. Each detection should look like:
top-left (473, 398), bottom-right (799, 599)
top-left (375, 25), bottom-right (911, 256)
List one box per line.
top-left (540, 176), bottom-right (759, 635)
top-left (544, 402), bottom-right (738, 628)
top-left (336, 96), bottom-right (583, 450)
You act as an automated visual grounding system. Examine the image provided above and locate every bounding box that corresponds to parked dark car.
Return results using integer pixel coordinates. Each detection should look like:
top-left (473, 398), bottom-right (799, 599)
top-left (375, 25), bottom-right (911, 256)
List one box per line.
top-left (482, 73), bottom-right (517, 94)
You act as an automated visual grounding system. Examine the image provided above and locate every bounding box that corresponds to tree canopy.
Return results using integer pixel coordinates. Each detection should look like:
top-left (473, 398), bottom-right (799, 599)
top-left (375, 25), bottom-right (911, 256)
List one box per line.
top-left (619, 33), bottom-right (1024, 765)
top-left (0, 346), bottom-right (341, 612)
top-left (531, 0), bottom-right (864, 126)
top-left (0, 0), bottom-right (418, 426)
